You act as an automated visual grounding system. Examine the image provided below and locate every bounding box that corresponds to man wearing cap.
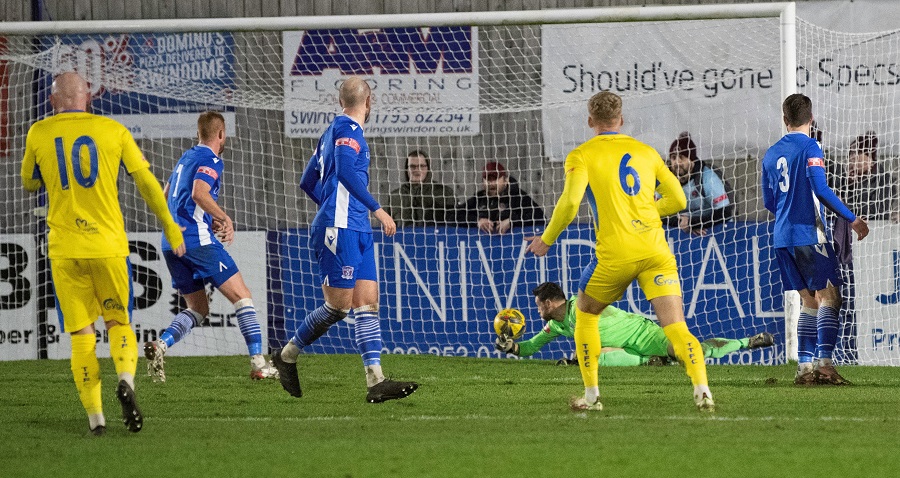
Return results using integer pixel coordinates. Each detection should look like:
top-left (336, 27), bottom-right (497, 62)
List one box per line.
top-left (459, 161), bottom-right (545, 234)
top-left (665, 131), bottom-right (734, 236)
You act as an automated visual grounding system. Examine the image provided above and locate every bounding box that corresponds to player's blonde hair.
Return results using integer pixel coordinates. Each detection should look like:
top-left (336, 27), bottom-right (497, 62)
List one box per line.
top-left (588, 91), bottom-right (622, 127)
top-left (198, 111), bottom-right (225, 141)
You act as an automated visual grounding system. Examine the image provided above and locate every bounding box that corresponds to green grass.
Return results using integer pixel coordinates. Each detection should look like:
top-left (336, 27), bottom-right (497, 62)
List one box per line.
top-left (1, 355), bottom-right (899, 477)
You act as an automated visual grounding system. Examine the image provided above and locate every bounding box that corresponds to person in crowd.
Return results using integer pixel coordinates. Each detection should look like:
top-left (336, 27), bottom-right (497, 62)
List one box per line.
top-left (460, 161), bottom-right (544, 234)
top-left (385, 150), bottom-right (457, 227)
top-left (830, 131), bottom-right (898, 363)
top-left (665, 132), bottom-right (734, 236)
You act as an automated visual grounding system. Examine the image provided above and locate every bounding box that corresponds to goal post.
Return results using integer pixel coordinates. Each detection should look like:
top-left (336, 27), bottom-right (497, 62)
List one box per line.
top-left (4, 2), bottom-right (877, 366)
top-left (0, 3), bottom-right (797, 33)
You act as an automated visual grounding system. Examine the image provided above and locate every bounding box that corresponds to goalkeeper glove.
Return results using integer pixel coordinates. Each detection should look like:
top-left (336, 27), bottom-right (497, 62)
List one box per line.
top-left (494, 335), bottom-right (519, 356)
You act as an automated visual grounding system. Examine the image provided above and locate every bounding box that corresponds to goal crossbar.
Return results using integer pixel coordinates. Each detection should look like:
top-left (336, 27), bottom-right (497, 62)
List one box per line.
top-left (0, 3), bottom-right (795, 34)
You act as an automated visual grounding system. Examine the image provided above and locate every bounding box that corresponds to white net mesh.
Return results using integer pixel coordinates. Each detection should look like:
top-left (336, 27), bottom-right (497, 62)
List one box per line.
top-left (1, 13), bottom-right (897, 364)
top-left (797, 19), bottom-right (900, 365)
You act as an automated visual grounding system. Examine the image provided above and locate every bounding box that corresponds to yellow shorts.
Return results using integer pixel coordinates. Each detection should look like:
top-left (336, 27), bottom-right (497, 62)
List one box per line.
top-left (579, 252), bottom-right (681, 304)
top-left (50, 257), bottom-right (133, 333)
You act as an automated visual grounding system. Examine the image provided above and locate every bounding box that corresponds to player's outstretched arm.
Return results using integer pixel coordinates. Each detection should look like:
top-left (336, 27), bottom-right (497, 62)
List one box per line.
top-left (133, 167), bottom-right (185, 255)
top-left (20, 134), bottom-right (44, 192)
top-left (494, 335), bottom-right (520, 356)
top-left (512, 326), bottom-right (560, 357)
top-left (536, 151), bottom-right (589, 251)
top-left (807, 162), bottom-right (857, 221)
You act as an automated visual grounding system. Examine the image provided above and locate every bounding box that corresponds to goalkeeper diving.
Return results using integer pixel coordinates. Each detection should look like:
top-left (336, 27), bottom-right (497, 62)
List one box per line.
top-left (495, 282), bottom-right (774, 365)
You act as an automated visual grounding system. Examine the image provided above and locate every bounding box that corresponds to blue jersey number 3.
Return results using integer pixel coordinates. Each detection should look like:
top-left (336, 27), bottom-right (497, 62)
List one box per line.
top-left (776, 156), bottom-right (790, 193)
top-left (618, 153), bottom-right (641, 196)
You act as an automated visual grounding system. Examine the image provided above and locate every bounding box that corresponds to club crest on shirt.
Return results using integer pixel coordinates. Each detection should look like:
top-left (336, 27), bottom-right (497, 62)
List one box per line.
top-left (341, 266), bottom-right (354, 280)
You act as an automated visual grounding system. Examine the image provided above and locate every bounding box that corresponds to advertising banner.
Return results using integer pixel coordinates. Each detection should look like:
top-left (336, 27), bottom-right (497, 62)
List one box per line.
top-left (283, 27), bottom-right (479, 138)
top-left (38, 33), bottom-right (236, 138)
top-left (0, 235), bottom-right (39, 361)
top-left (40, 232), bottom-right (268, 360)
top-left (271, 223), bottom-right (786, 364)
top-left (854, 222), bottom-right (900, 365)
top-left (541, 20), bottom-right (783, 162)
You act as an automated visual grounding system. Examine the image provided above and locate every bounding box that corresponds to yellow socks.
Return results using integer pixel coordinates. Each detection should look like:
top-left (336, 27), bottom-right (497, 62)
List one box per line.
top-left (663, 321), bottom-right (708, 387)
top-left (108, 324), bottom-right (138, 388)
top-left (574, 307), bottom-right (602, 395)
top-left (70, 333), bottom-right (102, 417)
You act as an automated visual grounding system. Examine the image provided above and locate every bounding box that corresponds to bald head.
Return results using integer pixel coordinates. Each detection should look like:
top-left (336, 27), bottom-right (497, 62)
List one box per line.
top-left (339, 77), bottom-right (371, 110)
top-left (51, 72), bottom-right (90, 112)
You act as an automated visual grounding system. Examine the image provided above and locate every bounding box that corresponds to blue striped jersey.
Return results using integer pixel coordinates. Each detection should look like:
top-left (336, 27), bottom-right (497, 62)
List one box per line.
top-left (161, 145), bottom-right (223, 250)
top-left (761, 132), bottom-right (829, 248)
top-left (305, 115), bottom-right (379, 232)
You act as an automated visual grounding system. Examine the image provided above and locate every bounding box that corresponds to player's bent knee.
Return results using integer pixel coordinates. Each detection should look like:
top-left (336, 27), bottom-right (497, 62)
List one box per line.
top-left (355, 304), bottom-right (378, 313)
top-left (233, 298), bottom-right (254, 311)
top-left (185, 309), bottom-right (205, 327)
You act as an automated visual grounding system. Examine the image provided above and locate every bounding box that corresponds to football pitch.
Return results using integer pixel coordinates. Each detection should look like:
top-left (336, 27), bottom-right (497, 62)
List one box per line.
top-left (2, 355), bottom-right (898, 477)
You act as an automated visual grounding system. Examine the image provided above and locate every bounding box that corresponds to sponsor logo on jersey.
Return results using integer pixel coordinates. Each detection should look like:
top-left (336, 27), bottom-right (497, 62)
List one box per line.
top-left (335, 137), bottom-right (361, 153)
top-left (630, 219), bottom-right (650, 232)
top-left (102, 298), bottom-right (125, 311)
top-left (197, 165), bottom-right (219, 179)
top-left (807, 157), bottom-right (824, 168)
top-left (653, 274), bottom-right (679, 286)
top-left (75, 217), bottom-right (99, 234)
top-left (712, 193), bottom-right (729, 205)
top-left (341, 266), bottom-right (354, 280)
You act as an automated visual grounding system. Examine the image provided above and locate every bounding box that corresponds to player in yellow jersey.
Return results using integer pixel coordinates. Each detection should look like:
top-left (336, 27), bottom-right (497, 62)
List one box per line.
top-left (20, 72), bottom-right (186, 435)
top-left (527, 91), bottom-right (714, 412)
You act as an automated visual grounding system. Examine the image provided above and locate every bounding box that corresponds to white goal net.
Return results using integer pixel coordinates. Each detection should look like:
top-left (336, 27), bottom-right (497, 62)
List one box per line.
top-left (1, 6), bottom-right (898, 365)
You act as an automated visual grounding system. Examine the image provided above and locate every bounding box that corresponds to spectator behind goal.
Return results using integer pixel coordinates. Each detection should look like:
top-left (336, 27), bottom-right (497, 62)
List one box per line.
top-left (665, 132), bottom-right (735, 236)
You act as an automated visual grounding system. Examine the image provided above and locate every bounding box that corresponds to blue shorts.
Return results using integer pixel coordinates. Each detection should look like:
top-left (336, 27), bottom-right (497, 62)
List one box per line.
top-left (775, 244), bottom-right (843, 292)
top-left (310, 226), bottom-right (376, 289)
top-left (164, 245), bottom-right (239, 294)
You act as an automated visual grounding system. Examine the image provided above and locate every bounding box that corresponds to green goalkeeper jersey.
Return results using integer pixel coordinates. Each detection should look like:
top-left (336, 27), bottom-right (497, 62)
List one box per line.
top-left (516, 298), bottom-right (669, 358)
